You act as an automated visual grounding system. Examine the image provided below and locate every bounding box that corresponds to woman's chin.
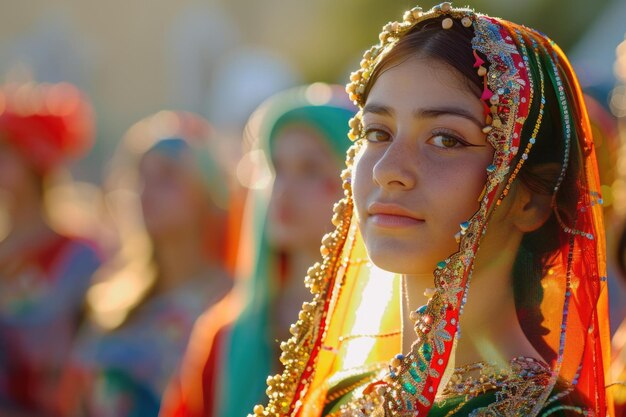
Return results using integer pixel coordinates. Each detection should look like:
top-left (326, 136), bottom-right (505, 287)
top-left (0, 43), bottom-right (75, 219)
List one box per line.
top-left (366, 251), bottom-right (434, 275)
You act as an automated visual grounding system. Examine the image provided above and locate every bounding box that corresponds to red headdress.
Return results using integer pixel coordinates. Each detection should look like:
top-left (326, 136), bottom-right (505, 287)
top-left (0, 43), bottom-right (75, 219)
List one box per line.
top-left (0, 82), bottom-right (95, 174)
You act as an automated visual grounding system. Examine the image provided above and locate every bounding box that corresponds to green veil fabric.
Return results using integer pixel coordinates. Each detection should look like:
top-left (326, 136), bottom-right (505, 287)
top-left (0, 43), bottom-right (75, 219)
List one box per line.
top-left (215, 84), bottom-right (355, 417)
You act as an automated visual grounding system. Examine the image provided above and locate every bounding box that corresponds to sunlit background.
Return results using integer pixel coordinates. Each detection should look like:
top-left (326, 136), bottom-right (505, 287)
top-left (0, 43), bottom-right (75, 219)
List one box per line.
top-left (0, 0), bottom-right (623, 182)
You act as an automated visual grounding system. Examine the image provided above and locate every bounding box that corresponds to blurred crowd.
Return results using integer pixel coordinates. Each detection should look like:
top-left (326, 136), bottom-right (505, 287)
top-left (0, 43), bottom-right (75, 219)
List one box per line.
top-left (1, 1), bottom-right (626, 417)
top-left (0, 76), bottom-right (355, 417)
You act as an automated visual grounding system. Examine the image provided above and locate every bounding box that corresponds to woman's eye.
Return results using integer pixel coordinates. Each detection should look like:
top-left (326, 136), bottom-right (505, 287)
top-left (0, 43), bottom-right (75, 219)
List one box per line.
top-left (364, 129), bottom-right (391, 143)
top-left (430, 134), bottom-right (464, 148)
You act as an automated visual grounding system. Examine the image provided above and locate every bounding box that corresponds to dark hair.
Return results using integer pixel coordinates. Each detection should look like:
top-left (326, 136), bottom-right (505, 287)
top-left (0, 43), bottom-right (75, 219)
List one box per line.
top-left (363, 16), bottom-right (581, 364)
top-left (365, 18), bottom-right (482, 98)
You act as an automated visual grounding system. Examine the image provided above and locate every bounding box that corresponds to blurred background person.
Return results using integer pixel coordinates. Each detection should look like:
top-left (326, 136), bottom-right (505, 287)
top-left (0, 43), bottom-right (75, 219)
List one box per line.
top-left (60, 111), bottom-right (234, 417)
top-left (160, 83), bottom-right (355, 417)
top-left (0, 81), bottom-right (101, 416)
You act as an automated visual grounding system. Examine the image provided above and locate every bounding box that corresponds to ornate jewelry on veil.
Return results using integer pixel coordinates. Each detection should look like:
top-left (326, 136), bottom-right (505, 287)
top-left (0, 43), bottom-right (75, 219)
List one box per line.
top-left (251, 3), bottom-right (609, 417)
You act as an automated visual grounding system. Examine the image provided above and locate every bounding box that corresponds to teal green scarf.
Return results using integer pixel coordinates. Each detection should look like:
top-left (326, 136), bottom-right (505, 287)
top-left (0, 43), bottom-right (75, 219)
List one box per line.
top-left (216, 85), bottom-right (354, 417)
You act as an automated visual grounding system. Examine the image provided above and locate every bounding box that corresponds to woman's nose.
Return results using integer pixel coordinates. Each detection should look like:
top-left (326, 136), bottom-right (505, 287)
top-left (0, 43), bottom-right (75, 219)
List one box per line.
top-left (372, 140), bottom-right (417, 190)
top-left (272, 172), bottom-right (300, 201)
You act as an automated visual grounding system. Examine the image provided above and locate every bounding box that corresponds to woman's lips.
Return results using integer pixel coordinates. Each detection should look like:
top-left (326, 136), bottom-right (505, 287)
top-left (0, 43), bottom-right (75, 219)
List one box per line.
top-left (369, 213), bottom-right (425, 228)
top-left (367, 202), bottom-right (424, 228)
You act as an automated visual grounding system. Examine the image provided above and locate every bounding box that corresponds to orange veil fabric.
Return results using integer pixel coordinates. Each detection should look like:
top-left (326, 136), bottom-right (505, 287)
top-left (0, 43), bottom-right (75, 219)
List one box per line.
top-left (250, 4), bottom-right (612, 417)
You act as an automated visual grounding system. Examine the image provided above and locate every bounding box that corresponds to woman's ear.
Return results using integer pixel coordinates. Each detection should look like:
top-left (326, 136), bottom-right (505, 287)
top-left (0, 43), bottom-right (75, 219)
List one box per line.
top-left (511, 182), bottom-right (552, 233)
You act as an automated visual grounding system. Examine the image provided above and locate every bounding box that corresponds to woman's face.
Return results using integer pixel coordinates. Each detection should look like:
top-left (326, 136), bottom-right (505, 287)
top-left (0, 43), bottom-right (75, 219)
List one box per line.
top-left (139, 150), bottom-right (207, 238)
top-left (267, 124), bottom-right (344, 254)
top-left (353, 57), bottom-right (494, 275)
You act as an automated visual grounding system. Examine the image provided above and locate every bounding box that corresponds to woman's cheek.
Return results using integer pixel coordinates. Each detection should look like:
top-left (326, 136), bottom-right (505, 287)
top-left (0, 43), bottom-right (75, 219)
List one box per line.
top-left (322, 177), bottom-right (342, 197)
top-left (291, 178), bottom-right (339, 219)
top-left (300, 176), bottom-right (336, 198)
top-left (352, 152), bottom-right (374, 214)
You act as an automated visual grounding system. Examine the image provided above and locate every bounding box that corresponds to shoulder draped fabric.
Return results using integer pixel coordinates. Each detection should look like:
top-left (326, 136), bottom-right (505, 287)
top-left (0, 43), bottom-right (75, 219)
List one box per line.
top-left (249, 4), bottom-right (612, 417)
top-left (0, 237), bottom-right (102, 414)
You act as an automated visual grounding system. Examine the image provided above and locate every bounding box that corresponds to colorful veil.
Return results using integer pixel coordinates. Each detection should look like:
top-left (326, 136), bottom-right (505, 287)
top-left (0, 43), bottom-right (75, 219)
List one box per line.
top-left (251, 4), bottom-right (611, 417)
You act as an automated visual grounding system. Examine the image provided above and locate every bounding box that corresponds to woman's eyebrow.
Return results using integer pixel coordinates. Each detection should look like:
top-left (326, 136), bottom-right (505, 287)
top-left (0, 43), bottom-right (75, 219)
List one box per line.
top-left (363, 103), bottom-right (484, 129)
top-left (362, 103), bottom-right (394, 117)
top-left (414, 106), bottom-right (484, 128)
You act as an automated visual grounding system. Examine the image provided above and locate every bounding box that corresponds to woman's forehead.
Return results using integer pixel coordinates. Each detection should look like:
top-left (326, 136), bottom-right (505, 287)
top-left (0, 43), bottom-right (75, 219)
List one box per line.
top-left (365, 58), bottom-right (482, 119)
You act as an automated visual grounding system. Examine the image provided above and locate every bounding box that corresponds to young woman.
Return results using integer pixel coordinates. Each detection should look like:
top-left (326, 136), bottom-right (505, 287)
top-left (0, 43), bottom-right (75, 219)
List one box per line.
top-left (250, 4), bottom-right (611, 416)
top-left (0, 82), bottom-right (101, 416)
top-left (64, 111), bottom-right (233, 417)
top-left (159, 84), bottom-right (355, 417)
